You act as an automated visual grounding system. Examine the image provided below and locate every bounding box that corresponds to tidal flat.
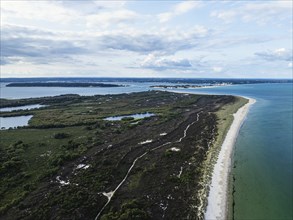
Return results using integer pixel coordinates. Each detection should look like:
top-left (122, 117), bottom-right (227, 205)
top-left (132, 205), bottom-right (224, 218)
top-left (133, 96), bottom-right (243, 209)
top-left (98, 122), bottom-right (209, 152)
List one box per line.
top-left (0, 91), bottom-right (246, 219)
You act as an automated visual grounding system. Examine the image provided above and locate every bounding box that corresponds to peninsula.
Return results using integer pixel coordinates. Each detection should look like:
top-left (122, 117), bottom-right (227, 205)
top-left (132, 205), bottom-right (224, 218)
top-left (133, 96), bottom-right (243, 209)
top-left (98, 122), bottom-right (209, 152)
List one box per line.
top-left (0, 91), bottom-right (247, 219)
top-left (6, 82), bottom-right (123, 87)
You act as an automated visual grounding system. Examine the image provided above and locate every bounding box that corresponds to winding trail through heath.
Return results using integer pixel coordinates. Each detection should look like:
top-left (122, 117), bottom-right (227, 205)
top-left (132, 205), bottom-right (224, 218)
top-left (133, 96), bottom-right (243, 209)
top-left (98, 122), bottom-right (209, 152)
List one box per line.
top-left (94, 112), bottom-right (201, 220)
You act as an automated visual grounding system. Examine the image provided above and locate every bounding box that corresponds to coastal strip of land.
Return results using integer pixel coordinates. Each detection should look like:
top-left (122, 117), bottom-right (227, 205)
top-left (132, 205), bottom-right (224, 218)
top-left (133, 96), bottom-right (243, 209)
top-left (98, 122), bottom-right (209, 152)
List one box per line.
top-left (150, 83), bottom-right (231, 89)
top-left (204, 97), bottom-right (256, 220)
top-left (6, 82), bottom-right (123, 87)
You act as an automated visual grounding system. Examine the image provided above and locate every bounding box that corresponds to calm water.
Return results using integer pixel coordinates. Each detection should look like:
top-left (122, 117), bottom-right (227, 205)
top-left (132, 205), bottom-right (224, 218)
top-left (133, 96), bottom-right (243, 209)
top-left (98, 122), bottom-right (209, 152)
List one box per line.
top-left (232, 84), bottom-right (292, 220)
top-left (0, 104), bottom-right (46, 112)
top-left (0, 82), bottom-right (148, 99)
top-left (176, 83), bottom-right (293, 220)
top-left (0, 82), bottom-right (292, 219)
top-left (0, 115), bottom-right (33, 129)
top-left (104, 113), bottom-right (155, 121)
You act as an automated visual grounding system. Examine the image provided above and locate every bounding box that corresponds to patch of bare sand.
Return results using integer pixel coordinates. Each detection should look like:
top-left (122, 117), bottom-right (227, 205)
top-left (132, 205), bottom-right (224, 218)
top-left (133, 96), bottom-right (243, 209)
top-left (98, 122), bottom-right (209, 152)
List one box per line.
top-left (204, 98), bottom-right (256, 220)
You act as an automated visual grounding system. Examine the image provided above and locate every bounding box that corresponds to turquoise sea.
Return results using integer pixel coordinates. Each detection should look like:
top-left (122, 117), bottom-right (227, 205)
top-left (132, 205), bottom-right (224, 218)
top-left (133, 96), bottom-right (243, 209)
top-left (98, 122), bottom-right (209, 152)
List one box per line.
top-left (1, 82), bottom-right (292, 219)
top-left (232, 84), bottom-right (292, 220)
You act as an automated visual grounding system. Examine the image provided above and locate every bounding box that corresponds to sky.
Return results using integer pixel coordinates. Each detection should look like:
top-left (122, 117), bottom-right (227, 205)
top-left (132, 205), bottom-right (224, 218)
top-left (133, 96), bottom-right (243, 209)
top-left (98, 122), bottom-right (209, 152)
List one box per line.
top-left (0, 0), bottom-right (292, 78)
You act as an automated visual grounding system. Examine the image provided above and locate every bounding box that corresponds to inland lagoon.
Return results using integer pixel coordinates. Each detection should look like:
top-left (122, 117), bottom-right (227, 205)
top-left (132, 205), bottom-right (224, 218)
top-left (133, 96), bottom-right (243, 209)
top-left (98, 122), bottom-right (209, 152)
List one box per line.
top-left (0, 104), bottom-right (45, 112)
top-left (0, 115), bottom-right (33, 129)
top-left (104, 113), bottom-right (155, 121)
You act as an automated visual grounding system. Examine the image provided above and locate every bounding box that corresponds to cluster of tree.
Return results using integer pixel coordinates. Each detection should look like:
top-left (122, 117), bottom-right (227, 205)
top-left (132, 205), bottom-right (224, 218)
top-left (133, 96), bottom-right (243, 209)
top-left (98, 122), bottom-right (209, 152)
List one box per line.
top-left (53, 132), bottom-right (70, 139)
top-left (101, 200), bottom-right (149, 220)
top-left (0, 141), bottom-right (28, 177)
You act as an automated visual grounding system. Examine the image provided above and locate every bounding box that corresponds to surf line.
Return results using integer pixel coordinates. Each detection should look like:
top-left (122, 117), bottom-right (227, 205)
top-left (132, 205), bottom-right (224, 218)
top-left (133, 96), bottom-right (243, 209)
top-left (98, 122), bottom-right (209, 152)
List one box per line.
top-left (94, 112), bottom-right (201, 220)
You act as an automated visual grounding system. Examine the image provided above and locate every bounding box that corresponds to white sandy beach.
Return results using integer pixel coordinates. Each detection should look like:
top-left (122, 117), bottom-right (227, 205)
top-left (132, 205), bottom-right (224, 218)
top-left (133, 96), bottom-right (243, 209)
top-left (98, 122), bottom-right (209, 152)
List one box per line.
top-left (204, 97), bottom-right (256, 220)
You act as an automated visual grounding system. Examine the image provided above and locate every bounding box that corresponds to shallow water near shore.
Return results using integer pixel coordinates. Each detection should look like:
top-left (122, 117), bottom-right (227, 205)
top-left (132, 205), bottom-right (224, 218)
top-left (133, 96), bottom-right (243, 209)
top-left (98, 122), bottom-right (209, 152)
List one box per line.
top-left (232, 85), bottom-right (292, 219)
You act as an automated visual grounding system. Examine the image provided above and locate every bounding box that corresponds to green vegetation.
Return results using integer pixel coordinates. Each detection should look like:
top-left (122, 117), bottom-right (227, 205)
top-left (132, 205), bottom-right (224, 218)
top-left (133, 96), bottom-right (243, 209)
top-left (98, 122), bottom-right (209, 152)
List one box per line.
top-left (0, 91), bottom-right (242, 219)
top-left (0, 91), bottom-right (197, 216)
top-left (53, 132), bottom-right (70, 139)
top-left (101, 200), bottom-right (149, 220)
top-left (215, 96), bottom-right (248, 147)
top-left (0, 126), bottom-right (94, 214)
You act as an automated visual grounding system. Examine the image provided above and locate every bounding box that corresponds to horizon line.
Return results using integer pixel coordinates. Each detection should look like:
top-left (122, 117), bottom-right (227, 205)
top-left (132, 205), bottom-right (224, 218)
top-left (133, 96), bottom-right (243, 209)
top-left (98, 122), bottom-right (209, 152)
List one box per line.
top-left (1, 77), bottom-right (292, 80)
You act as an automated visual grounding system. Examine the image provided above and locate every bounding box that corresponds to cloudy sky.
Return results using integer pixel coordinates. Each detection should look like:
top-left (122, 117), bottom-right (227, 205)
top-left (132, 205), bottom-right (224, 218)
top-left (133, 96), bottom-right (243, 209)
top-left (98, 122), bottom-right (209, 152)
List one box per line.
top-left (1, 0), bottom-right (292, 78)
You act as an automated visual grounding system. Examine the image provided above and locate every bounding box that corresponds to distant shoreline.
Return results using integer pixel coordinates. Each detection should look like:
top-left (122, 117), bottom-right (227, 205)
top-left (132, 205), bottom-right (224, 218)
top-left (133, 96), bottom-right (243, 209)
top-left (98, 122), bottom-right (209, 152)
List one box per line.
top-left (204, 97), bottom-right (256, 220)
top-left (6, 82), bottom-right (124, 88)
top-left (150, 83), bottom-right (231, 89)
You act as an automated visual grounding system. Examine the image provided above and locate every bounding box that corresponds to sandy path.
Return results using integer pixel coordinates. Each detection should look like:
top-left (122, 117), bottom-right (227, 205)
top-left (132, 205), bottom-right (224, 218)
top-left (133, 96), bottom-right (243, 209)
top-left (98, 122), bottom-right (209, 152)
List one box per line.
top-left (204, 97), bottom-right (256, 220)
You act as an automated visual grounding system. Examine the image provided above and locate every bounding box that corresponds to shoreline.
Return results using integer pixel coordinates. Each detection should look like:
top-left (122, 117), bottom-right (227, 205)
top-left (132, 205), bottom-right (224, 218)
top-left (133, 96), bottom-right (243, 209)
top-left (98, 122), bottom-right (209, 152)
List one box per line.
top-left (204, 97), bottom-right (256, 220)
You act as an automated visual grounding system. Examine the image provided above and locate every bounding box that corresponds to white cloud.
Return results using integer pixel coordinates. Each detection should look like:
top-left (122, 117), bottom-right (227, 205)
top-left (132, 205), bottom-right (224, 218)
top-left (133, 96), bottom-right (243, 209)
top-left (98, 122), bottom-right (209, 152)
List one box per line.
top-left (92, 1), bottom-right (127, 9)
top-left (139, 54), bottom-right (227, 74)
top-left (244, 1), bottom-right (292, 11)
top-left (210, 11), bottom-right (236, 23)
top-left (212, 67), bottom-right (223, 72)
top-left (158, 1), bottom-right (201, 23)
top-left (86, 10), bottom-right (138, 28)
top-left (1, 1), bottom-right (292, 78)
top-left (255, 48), bottom-right (292, 61)
top-left (158, 13), bottom-right (173, 23)
top-left (93, 25), bottom-right (211, 54)
top-left (1, 23), bottom-right (212, 68)
top-left (140, 54), bottom-right (192, 70)
top-left (175, 1), bottom-right (200, 14)
top-left (211, 1), bottom-right (292, 25)
top-left (275, 48), bottom-right (287, 55)
top-left (1, 1), bottom-right (78, 23)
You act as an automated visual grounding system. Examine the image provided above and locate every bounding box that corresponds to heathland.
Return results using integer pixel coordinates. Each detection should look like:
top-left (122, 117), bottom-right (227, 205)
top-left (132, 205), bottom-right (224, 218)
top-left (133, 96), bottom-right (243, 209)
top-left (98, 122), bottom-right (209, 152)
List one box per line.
top-left (0, 91), bottom-right (246, 219)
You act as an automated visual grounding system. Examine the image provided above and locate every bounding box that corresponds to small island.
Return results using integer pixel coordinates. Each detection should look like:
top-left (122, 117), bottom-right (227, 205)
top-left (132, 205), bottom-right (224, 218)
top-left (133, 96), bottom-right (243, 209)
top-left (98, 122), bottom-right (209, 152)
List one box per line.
top-left (6, 82), bottom-right (124, 87)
